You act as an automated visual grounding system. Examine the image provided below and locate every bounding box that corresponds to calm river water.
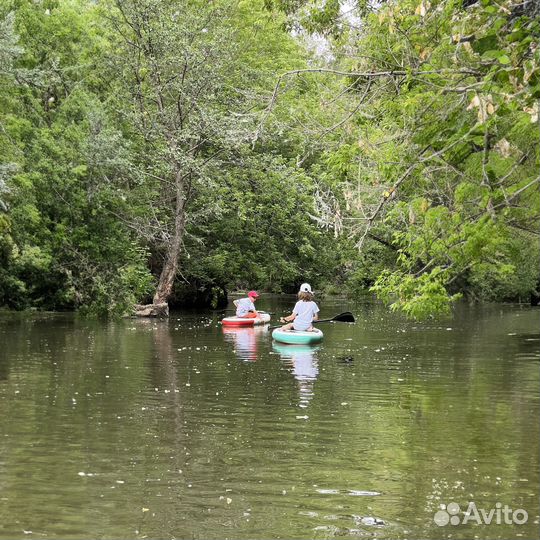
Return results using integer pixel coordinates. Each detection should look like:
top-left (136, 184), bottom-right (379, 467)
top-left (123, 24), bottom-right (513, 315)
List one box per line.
top-left (0, 297), bottom-right (539, 540)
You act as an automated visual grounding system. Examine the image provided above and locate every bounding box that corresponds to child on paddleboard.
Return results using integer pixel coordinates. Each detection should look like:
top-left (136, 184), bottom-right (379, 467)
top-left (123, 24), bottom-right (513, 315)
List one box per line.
top-left (235, 290), bottom-right (260, 318)
top-left (280, 283), bottom-right (319, 331)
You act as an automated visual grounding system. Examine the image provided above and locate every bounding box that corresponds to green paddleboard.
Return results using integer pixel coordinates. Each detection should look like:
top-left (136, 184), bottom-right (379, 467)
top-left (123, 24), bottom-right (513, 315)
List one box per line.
top-left (272, 327), bottom-right (323, 345)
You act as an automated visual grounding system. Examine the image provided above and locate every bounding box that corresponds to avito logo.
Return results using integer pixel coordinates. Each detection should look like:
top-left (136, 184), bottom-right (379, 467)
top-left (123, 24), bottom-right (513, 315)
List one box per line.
top-left (434, 502), bottom-right (528, 526)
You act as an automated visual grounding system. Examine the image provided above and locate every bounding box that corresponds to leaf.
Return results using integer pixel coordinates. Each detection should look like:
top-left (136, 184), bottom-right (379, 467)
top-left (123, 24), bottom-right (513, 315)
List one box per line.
top-left (415, 1), bottom-right (430, 17)
top-left (524, 103), bottom-right (539, 123)
top-left (482, 50), bottom-right (504, 60)
top-left (467, 95), bottom-right (481, 110)
top-left (494, 138), bottom-right (511, 157)
top-left (523, 60), bottom-right (538, 83)
top-left (473, 34), bottom-right (498, 54)
top-left (492, 17), bottom-right (506, 31)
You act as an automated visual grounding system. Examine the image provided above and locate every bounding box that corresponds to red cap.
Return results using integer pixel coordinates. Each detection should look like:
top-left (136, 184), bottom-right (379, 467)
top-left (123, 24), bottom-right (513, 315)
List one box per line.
top-left (248, 290), bottom-right (260, 298)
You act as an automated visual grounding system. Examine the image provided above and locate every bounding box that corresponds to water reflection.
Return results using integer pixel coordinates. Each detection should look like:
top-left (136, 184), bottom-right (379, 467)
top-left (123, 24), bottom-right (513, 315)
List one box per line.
top-left (0, 303), bottom-right (538, 540)
top-left (222, 325), bottom-right (267, 361)
top-left (272, 342), bottom-right (319, 408)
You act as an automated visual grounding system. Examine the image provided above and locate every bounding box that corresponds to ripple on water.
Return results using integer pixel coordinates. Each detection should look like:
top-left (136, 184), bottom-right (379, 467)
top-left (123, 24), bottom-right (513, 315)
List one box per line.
top-left (0, 304), bottom-right (538, 540)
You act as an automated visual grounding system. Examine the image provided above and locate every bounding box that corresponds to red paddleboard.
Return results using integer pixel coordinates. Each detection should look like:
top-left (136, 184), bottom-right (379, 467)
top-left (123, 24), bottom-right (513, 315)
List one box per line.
top-left (221, 312), bottom-right (271, 327)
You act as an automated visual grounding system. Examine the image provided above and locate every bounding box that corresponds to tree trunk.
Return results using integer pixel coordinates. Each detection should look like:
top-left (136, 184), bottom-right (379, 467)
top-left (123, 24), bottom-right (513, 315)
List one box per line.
top-left (152, 168), bottom-right (186, 308)
top-left (134, 302), bottom-right (169, 317)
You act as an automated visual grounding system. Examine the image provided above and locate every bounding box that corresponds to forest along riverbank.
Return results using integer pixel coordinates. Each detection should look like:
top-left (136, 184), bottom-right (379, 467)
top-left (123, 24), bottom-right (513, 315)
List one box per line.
top-left (1, 0), bottom-right (538, 320)
top-left (0, 298), bottom-right (538, 539)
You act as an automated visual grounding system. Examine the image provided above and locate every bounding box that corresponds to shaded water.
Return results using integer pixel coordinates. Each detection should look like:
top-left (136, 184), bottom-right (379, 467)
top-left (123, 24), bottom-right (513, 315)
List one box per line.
top-left (0, 297), bottom-right (539, 540)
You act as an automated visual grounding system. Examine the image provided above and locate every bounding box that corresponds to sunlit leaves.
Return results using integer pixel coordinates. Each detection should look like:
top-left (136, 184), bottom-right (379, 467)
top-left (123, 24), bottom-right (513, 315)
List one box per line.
top-left (291, 0), bottom-right (540, 316)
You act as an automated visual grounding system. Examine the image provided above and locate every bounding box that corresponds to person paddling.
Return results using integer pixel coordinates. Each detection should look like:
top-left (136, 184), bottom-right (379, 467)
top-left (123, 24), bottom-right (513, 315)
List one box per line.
top-left (235, 290), bottom-right (260, 319)
top-left (279, 283), bottom-right (319, 331)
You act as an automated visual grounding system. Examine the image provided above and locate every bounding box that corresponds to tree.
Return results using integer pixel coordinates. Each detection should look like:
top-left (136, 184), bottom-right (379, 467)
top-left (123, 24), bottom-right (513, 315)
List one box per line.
top-left (0, 11), bottom-right (22, 211)
top-left (104, 0), bottom-right (263, 314)
top-left (263, 0), bottom-right (540, 317)
top-left (0, 0), bottom-right (154, 315)
top-left (1, 0), bottom-right (344, 315)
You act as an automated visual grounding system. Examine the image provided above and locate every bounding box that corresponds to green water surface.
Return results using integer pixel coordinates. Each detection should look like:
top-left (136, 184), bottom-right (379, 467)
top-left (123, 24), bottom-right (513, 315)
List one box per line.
top-left (0, 297), bottom-right (538, 539)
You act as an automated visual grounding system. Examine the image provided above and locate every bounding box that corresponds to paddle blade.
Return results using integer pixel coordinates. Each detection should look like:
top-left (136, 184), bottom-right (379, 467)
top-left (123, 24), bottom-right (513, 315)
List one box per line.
top-left (332, 312), bottom-right (355, 322)
top-left (313, 312), bottom-right (356, 324)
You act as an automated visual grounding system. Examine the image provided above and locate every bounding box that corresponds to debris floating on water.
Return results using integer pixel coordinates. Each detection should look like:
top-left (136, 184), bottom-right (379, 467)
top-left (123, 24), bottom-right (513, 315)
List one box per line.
top-left (353, 515), bottom-right (385, 526)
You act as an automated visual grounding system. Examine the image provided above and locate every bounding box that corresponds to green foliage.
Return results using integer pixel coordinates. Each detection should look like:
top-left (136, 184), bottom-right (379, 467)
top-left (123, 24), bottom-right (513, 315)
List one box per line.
top-left (264, 0), bottom-right (378, 33)
top-left (371, 267), bottom-right (462, 319)
top-left (77, 244), bottom-right (155, 319)
top-left (467, 233), bottom-right (540, 302)
top-left (1, 0), bottom-right (537, 318)
top-left (0, 0), bottom-right (344, 314)
top-left (0, 11), bottom-right (22, 72)
top-left (179, 153), bottom-right (341, 293)
top-left (0, 1), bottom-right (154, 315)
top-left (280, 0), bottom-right (540, 316)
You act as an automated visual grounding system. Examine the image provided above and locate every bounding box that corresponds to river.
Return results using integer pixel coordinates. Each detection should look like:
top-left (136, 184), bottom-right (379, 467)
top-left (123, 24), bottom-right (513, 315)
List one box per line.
top-left (0, 297), bottom-right (538, 539)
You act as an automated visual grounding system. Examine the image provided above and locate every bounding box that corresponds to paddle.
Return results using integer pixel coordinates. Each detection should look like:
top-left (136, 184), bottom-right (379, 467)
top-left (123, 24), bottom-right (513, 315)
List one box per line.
top-left (315, 311), bottom-right (355, 323)
top-left (267, 311), bottom-right (355, 330)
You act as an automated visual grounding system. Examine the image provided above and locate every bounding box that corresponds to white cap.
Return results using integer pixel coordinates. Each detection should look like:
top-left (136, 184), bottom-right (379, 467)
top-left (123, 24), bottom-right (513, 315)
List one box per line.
top-left (299, 283), bottom-right (313, 294)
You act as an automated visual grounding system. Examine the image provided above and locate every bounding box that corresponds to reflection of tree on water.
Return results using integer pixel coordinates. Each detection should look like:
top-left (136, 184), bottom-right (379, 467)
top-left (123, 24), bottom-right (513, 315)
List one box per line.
top-left (222, 326), bottom-right (266, 362)
top-left (139, 319), bottom-right (189, 486)
top-left (272, 342), bottom-right (319, 408)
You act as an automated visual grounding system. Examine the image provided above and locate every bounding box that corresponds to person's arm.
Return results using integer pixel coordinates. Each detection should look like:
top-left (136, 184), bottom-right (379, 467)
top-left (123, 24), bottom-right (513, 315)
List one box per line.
top-left (281, 301), bottom-right (300, 323)
top-left (312, 304), bottom-right (319, 321)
